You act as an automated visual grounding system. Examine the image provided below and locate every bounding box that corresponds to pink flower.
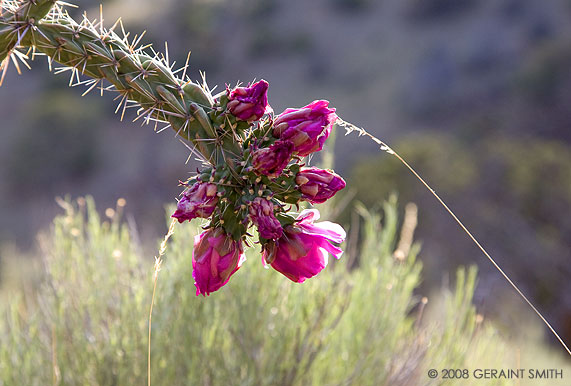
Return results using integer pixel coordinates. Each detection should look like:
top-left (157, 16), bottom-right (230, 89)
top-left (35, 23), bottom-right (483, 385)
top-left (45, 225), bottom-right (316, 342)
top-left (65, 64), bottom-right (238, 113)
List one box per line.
top-left (172, 182), bottom-right (219, 223)
top-left (296, 167), bottom-right (346, 204)
top-left (227, 80), bottom-right (270, 121)
top-left (262, 209), bottom-right (345, 283)
top-left (251, 140), bottom-right (294, 178)
top-left (249, 197), bottom-right (283, 240)
top-left (273, 100), bottom-right (338, 157)
top-left (192, 228), bottom-right (246, 296)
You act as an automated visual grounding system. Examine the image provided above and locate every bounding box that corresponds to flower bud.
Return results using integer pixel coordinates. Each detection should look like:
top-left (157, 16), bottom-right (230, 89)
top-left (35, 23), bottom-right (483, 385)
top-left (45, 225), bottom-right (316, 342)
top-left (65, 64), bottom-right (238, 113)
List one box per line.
top-left (249, 197), bottom-right (283, 240)
top-left (262, 209), bottom-right (345, 283)
top-left (295, 167), bottom-right (346, 204)
top-left (172, 182), bottom-right (218, 223)
top-left (251, 140), bottom-right (294, 178)
top-left (227, 79), bottom-right (269, 121)
top-left (193, 228), bottom-right (246, 296)
top-left (273, 100), bottom-right (337, 157)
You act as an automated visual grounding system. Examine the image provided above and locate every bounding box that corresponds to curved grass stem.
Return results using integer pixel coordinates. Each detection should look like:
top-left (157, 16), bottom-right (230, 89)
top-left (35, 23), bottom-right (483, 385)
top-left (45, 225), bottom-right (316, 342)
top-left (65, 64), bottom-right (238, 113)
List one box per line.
top-left (148, 218), bottom-right (177, 386)
top-left (337, 118), bottom-right (571, 357)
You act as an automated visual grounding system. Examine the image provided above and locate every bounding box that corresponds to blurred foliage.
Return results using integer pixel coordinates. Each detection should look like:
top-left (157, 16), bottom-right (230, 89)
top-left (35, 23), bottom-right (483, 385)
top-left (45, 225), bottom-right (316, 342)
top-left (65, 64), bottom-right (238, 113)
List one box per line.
top-left (348, 132), bottom-right (571, 231)
top-left (348, 132), bottom-right (478, 206)
top-left (249, 26), bottom-right (313, 57)
top-left (516, 43), bottom-right (571, 105)
top-left (5, 92), bottom-right (101, 196)
top-left (1, 197), bottom-right (568, 385)
top-left (347, 132), bottom-right (571, 341)
top-left (403, 0), bottom-right (479, 21)
top-left (242, 0), bottom-right (280, 18)
top-left (329, 0), bottom-right (374, 12)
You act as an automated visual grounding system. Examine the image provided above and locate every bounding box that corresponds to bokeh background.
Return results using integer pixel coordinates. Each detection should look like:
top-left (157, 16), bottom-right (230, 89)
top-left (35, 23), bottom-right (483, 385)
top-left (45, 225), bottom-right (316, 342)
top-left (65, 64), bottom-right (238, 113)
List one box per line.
top-left (1, 0), bottom-right (571, 349)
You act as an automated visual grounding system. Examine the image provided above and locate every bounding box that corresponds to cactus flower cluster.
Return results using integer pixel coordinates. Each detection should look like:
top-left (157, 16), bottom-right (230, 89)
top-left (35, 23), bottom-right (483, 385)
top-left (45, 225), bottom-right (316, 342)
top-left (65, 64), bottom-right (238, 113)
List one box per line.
top-left (174, 80), bottom-right (346, 295)
top-left (0, 1), bottom-right (346, 296)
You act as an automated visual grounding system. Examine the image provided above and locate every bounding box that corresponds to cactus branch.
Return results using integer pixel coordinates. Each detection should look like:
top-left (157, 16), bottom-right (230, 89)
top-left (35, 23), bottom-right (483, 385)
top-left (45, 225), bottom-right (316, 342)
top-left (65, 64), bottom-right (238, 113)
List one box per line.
top-left (0, 0), bottom-right (241, 164)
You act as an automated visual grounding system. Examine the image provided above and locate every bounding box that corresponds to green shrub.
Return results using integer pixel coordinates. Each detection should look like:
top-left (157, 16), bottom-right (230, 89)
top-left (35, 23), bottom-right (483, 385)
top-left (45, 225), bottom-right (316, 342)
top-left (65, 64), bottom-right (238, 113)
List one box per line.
top-left (0, 197), bottom-right (567, 385)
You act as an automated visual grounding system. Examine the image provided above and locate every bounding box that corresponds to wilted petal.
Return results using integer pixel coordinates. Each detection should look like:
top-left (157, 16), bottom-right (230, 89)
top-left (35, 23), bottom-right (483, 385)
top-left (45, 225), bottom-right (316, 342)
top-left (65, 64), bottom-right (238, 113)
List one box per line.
top-left (172, 182), bottom-right (219, 223)
top-left (227, 80), bottom-right (269, 121)
top-left (249, 197), bottom-right (283, 240)
top-left (251, 140), bottom-right (294, 178)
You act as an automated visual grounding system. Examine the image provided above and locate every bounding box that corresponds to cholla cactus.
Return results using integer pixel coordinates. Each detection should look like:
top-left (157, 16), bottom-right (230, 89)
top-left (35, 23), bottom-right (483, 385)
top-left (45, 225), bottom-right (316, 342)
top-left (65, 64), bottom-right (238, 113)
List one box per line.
top-left (3, 1), bottom-right (571, 359)
top-left (0, 0), bottom-right (346, 295)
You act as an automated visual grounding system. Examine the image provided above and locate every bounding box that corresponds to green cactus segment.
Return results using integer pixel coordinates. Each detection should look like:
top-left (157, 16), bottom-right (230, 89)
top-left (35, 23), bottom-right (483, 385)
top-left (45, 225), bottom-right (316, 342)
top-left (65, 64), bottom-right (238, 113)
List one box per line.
top-left (0, 19), bottom-right (15, 62)
top-left (183, 82), bottom-right (214, 107)
top-left (15, 0), bottom-right (57, 21)
top-left (0, 17), bottom-right (19, 62)
top-left (0, 0), bottom-right (57, 62)
top-left (0, 1), bottom-right (240, 166)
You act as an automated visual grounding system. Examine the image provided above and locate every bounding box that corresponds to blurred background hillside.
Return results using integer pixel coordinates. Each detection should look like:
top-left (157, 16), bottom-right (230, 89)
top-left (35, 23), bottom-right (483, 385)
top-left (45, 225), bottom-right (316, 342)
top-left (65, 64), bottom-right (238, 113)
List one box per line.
top-left (1, 0), bottom-right (571, 350)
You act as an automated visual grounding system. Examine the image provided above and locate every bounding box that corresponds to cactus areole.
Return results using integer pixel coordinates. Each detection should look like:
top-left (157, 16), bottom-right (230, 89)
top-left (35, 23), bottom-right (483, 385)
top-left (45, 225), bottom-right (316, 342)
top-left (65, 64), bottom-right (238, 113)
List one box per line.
top-left (0, 0), bottom-right (346, 295)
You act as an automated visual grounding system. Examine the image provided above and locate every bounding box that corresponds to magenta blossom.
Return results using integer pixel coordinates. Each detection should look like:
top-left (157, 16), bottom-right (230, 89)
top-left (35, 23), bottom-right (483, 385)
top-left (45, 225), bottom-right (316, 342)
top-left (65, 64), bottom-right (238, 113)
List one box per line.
top-left (192, 228), bottom-right (246, 296)
top-left (296, 167), bottom-right (346, 204)
top-left (172, 182), bottom-right (219, 223)
top-left (251, 140), bottom-right (294, 178)
top-left (262, 209), bottom-right (345, 283)
top-left (227, 80), bottom-right (270, 121)
top-left (249, 197), bottom-right (283, 240)
top-left (273, 100), bottom-right (338, 157)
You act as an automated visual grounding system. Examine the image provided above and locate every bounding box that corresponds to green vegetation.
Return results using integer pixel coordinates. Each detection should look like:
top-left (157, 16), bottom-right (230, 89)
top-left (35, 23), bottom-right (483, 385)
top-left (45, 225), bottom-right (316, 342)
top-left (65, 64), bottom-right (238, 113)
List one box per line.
top-left (349, 133), bottom-right (571, 213)
top-left (1, 197), bottom-right (568, 385)
top-left (348, 132), bottom-right (571, 303)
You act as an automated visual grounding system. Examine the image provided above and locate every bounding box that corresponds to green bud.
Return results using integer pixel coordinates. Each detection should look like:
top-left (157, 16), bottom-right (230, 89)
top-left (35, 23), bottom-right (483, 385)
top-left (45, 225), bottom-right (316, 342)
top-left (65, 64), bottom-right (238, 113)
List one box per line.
top-left (189, 102), bottom-right (215, 138)
top-left (183, 82), bottom-right (213, 108)
top-left (142, 59), bottom-right (177, 85)
top-left (114, 50), bottom-right (141, 75)
top-left (156, 85), bottom-right (186, 115)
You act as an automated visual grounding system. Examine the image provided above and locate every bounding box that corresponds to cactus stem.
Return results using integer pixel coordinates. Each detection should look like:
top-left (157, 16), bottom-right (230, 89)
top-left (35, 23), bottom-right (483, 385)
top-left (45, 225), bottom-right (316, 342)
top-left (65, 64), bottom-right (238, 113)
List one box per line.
top-left (1, 1), bottom-right (228, 164)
